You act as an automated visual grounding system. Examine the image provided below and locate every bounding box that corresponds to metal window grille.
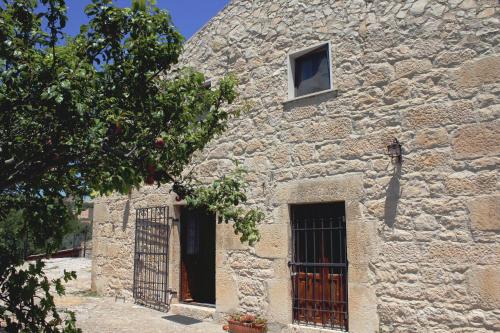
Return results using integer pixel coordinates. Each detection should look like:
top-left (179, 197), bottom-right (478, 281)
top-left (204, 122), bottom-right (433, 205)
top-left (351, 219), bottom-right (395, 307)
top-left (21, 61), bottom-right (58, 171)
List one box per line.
top-left (133, 206), bottom-right (171, 310)
top-left (290, 203), bottom-right (348, 331)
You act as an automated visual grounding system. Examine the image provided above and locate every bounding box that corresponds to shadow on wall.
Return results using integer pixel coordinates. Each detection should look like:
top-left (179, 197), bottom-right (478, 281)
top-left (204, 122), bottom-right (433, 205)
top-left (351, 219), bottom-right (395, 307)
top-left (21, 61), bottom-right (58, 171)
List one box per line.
top-left (122, 193), bottom-right (131, 231)
top-left (384, 163), bottom-right (402, 229)
top-left (282, 89), bottom-right (338, 111)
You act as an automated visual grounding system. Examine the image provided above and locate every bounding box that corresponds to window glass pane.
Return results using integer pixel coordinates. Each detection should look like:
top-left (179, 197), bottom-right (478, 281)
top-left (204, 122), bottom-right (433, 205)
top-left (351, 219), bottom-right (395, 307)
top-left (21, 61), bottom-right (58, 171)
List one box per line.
top-left (294, 45), bottom-right (331, 97)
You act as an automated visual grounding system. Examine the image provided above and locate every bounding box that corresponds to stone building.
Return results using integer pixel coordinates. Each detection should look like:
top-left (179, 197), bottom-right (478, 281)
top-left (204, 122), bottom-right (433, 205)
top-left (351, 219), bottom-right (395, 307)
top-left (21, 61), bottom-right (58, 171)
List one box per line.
top-left (91, 0), bottom-right (500, 332)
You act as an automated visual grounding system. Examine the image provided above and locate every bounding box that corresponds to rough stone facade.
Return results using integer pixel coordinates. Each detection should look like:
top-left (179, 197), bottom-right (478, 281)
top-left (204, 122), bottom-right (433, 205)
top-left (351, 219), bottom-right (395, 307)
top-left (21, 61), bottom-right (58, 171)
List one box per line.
top-left (91, 0), bottom-right (500, 332)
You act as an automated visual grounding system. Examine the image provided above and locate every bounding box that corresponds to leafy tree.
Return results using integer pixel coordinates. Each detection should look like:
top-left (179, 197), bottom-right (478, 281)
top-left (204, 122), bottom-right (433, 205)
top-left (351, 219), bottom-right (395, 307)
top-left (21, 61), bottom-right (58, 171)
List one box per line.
top-left (0, 0), bottom-right (262, 331)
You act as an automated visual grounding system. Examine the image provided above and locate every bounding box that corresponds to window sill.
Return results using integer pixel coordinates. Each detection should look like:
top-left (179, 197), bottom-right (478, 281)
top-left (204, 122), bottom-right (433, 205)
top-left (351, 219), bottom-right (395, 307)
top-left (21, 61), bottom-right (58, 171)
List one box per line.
top-left (289, 324), bottom-right (346, 333)
top-left (283, 88), bottom-right (338, 105)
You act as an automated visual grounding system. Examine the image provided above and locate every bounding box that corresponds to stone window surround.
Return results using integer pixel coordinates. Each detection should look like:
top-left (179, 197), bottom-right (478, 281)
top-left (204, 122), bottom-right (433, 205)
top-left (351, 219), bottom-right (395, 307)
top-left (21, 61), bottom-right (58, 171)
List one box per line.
top-left (273, 174), bottom-right (379, 332)
top-left (287, 41), bottom-right (334, 101)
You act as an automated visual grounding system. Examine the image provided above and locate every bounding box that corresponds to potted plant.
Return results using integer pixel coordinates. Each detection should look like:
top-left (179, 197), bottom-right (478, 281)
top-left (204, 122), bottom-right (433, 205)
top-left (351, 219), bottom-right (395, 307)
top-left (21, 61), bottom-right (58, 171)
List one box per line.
top-left (223, 313), bottom-right (267, 333)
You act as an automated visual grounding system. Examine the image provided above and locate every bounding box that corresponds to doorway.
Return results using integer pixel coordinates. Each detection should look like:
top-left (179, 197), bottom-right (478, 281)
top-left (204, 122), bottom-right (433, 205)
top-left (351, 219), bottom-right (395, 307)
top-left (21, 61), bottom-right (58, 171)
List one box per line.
top-left (180, 207), bottom-right (216, 305)
top-left (289, 202), bottom-right (348, 331)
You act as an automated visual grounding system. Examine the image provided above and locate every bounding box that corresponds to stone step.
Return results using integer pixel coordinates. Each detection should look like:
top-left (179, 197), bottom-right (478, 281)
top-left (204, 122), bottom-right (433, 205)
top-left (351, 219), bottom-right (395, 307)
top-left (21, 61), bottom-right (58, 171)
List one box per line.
top-left (169, 303), bottom-right (216, 322)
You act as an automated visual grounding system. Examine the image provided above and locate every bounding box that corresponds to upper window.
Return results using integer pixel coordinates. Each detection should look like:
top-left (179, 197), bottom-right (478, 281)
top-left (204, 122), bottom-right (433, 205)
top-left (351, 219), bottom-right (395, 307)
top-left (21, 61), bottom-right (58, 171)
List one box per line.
top-left (288, 43), bottom-right (332, 99)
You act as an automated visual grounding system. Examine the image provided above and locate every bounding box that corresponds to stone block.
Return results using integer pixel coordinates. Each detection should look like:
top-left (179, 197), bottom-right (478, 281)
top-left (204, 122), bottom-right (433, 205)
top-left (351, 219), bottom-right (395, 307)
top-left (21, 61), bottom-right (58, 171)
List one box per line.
top-left (362, 63), bottom-right (395, 86)
top-left (220, 223), bottom-right (249, 251)
top-left (348, 284), bottom-right (379, 333)
top-left (384, 78), bottom-right (413, 104)
top-left (294, 143), bottom-right (316, 164)
top-left (215, 249), bottom-right (226, 271)
top-left (453, 55), bottom-right (500, 89)
top-left (245, 138), bottom-right (267, 154)
top-left (170, 303), bottom-right (215, 321)
top-left (103, 243), bottom-right (124, 258)
top-left (283, 105), bottom-right (317, 121)
top-left (467, 196), bottom-right (500, 231)
top-left (404, 100), bottom-right (474, 129)
top-left (378, 301), bottom-right (417, 324)
top-left (395, 58), bottom-right (432, 78)
top-left (338, 135), bottom-right (385, 159)
top-left (209, 142), bottom-right (235, 159)
top-left (267, 278), bottom-right (292, 325)
top-left (93, 201), bottom-right (110, 223)
top-left (272, 258), bottom-right (290, 280)
top-left (302, 118), bottom-right (352, 142)
top-left (434, 49), bottom-right (477, 67)
top-left (349, 263), bottom-right (370, 284)
top-left (381, 242), bottom-right (422, 263)
top-left (460, 0), bottom-right (477, 9)
top-left (347, 219), bottom-right (378, 265)
top-left (255, 224), bottom-right (289, 259)
top-left (477, 7), bottom-right (495, 18)
top-left (466, 266), bottom-right (500, 310)
top-left (424, 242), bottom-right (499, 265)
top-left (406, 151), bottom-right (451, 172)
top-left (317, 143), bottom-right (340, 162)
top-left (239, 278), bottom-right (265, 296)
top-left (269, 145), bottom-right (291, 168)
top-left (400, 179), bottom-right (430, 198)
top-left (445, 172), bottom-right (496, 196)
top-left (216, 271), bottom-right (239, 313)
top-left (274, 173), bottom-right (364, 204)
top-left (452, 122), bottom-right (500, 159)
top-left (245, 155), bottom-right (271, 173)
top-left (415, 128), bottom-right (449, 148)
top-left (414, 213), bottom-right (439, 231)
top-left (409, 0), bottom-right (429, 15)
top-left (92, 275), bottom-right (109, 295)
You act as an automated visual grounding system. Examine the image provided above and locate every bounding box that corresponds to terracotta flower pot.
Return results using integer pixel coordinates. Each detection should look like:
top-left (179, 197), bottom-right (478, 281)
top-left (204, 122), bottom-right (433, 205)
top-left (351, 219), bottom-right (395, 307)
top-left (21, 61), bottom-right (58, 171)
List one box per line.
top-left (227, 320), bottom-right (266, 333)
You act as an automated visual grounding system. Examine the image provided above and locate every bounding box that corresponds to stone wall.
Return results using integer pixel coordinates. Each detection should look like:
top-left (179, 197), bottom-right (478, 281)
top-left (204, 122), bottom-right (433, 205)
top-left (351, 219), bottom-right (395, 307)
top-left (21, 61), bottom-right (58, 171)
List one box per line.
top-left (92, 0), bottom-right (500, 332)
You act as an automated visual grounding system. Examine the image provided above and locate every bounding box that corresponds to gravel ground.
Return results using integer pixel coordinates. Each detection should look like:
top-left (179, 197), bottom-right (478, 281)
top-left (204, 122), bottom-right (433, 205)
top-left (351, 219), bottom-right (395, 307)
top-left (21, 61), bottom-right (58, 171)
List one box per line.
top-left (42, 258), bottom-right (222, 333)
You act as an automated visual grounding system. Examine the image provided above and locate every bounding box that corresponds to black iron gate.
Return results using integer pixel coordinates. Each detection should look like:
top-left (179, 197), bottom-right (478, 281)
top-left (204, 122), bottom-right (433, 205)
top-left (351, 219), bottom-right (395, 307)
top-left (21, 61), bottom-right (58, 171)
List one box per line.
top-left (133, 206), bottom-right (171, 310)
top-left (289, 203), bottom-right (348, 331)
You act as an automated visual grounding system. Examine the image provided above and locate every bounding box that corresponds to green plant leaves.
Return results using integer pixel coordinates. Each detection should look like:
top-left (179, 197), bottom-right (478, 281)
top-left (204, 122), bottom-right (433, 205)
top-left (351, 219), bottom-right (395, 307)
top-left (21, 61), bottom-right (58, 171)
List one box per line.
top-left (185, 164), bottom-right (264, 246)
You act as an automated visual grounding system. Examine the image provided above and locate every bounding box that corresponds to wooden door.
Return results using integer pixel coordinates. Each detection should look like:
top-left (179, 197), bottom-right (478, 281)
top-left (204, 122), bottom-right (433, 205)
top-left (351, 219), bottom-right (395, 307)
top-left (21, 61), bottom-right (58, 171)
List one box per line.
top-left (293, 272), bottom-right (346, 328)
top-left (180, 207), bottom-right (215, 305)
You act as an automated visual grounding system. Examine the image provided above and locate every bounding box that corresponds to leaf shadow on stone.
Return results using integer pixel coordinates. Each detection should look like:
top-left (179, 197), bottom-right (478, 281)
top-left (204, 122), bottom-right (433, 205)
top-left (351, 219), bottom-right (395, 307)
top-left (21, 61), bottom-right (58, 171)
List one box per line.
top-left (384, 163), bottom-right (402, 229)
top-left (122, 194), bottom-right (131, 231)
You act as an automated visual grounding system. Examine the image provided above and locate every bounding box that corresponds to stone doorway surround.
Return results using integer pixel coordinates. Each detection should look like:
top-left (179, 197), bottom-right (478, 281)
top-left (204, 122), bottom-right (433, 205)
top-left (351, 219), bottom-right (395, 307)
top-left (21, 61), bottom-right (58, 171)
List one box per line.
top-left (272, 173), bottom-right (379, 332)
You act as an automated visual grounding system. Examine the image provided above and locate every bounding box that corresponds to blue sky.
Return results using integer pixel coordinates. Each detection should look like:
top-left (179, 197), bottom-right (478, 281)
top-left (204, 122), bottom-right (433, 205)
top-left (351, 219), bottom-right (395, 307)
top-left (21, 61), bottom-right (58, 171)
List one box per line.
top-left (64, 0), bottom-right (230, 39)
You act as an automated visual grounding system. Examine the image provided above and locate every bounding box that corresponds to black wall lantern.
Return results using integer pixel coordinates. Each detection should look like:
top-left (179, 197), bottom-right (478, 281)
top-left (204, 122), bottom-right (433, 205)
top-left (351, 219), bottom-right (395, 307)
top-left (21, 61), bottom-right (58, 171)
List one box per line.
top-left (386, 138), bottom-right (402, 163)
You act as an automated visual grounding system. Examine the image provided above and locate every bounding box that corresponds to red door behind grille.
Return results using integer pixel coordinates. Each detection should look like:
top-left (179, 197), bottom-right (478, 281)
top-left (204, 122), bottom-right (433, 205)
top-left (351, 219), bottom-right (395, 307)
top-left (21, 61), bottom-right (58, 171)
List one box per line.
top-left (293, 272), bottom-right (346, 328)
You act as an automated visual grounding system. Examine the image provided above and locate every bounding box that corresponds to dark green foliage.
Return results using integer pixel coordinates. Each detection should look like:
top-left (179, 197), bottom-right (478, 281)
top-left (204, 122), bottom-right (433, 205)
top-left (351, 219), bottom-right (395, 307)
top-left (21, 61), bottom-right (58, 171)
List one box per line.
top-left (0, 261), bottom-right (80, 333)
top-left (186, 165), bottom-right (264, 245)
top-left (0, 210), bottom-right (26, 270)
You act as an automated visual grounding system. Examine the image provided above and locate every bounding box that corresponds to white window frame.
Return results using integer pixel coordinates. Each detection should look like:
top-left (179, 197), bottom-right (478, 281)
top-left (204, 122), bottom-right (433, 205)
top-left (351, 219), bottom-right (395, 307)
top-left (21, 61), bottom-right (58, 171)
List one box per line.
top-left (287, 41), bottom-right (334, 101)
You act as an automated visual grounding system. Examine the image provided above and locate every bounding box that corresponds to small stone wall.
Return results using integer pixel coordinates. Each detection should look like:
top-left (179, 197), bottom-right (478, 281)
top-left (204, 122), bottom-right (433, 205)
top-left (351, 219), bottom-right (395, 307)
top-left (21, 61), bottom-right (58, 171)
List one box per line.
top-left (92, 1), bottom-right (500, 332)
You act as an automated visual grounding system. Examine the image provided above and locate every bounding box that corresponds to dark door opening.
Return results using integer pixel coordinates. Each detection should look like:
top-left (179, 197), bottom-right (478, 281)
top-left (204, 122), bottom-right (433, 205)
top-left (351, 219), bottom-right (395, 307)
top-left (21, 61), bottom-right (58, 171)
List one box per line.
top-left (289, 202), bottom-right (348, 331)
top-left (180, 207), bottom-right (216, 305)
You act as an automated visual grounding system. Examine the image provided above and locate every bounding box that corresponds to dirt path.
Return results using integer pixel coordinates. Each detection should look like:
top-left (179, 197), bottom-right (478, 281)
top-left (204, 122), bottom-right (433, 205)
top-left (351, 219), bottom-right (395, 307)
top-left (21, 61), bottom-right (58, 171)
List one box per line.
top-left (43, 258), bottom-right (222, 333)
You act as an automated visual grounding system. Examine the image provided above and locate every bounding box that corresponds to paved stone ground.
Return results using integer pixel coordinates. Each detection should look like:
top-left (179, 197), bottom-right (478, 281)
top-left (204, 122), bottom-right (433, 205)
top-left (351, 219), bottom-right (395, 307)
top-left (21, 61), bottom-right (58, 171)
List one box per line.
top-left (43, 258), bottom-right (222, 333)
